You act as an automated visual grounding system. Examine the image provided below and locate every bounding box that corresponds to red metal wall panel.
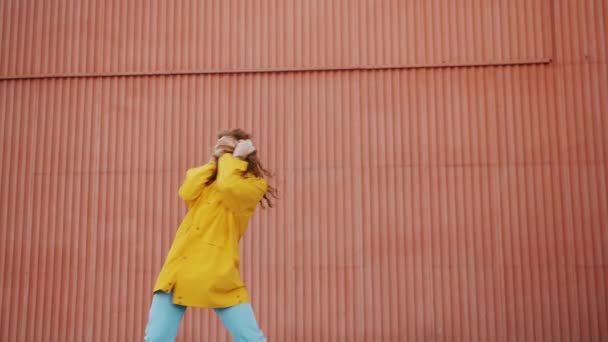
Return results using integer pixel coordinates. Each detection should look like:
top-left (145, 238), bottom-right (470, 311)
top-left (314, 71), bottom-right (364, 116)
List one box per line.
top-left (1, 66), bottom-right (607, 341)
top-left (0, 0), bottom-right (554, 79)
top-left (1, 0), bottom-right (607, 341)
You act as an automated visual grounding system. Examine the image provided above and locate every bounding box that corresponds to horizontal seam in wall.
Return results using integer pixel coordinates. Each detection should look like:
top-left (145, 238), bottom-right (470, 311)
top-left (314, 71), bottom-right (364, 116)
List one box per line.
top-left (0, 58), bottom-right (552, 81)
top-left (27, 159), bottom-right (607, 176)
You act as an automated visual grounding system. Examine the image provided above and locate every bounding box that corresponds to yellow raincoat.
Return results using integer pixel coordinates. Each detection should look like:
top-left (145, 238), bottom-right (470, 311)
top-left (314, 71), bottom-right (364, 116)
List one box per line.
top-left (153, 154), bottom-right (267, 308)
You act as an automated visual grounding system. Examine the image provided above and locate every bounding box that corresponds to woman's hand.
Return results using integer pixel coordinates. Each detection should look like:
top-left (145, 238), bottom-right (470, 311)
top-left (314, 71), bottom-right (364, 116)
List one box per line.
top-left (211, 136), bottom-right (238, 161)
top-left (233, 139), bottom-right (256, 159)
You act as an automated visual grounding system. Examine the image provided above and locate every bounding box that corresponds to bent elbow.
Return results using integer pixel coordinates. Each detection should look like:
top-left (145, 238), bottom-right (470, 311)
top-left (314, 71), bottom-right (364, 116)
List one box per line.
top-left (178, 185), bottom-right (197, 202)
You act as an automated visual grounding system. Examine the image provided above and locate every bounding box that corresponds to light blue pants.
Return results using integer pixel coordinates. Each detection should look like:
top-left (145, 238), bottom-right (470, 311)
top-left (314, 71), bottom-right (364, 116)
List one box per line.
top-left (144, 291), bottom-right (266, 342)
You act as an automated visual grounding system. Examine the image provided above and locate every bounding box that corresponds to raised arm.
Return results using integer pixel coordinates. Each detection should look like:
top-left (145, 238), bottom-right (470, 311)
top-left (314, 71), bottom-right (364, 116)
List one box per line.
top-left (216, 154), bottom-right (267, 211)
top-left (178, 161), bottom-right (217, 208)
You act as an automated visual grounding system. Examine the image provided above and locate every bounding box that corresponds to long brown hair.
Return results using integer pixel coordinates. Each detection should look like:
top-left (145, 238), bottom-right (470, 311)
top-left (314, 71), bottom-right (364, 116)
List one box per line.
top-left (207, 128), bottom-right (278, 208)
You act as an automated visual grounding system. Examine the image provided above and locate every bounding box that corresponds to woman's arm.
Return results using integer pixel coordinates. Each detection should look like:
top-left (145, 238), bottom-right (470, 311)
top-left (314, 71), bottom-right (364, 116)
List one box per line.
top-left (178, 161), bottom-right (217, 208)
top-left (215, 154), bottom-right (267, 211)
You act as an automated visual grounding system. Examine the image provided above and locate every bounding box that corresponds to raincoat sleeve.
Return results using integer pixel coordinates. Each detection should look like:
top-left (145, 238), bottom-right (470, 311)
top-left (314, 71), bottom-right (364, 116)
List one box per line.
top-left (216, 154), bottom-right (268, 210)
top-left (178, 161), bottom-right (217, 208)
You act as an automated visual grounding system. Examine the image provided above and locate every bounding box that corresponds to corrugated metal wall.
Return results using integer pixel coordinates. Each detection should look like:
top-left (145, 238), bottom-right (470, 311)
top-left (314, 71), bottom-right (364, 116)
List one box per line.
top-left (1, 0), bottom-right (554, 77)
top-left (0, 1), bottom-right (607, 341)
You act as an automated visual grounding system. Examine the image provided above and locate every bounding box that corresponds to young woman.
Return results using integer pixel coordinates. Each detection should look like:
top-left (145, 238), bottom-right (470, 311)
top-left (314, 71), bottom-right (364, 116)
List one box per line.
top-left (145, 129), bottom-right (277, 342)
